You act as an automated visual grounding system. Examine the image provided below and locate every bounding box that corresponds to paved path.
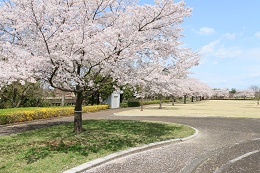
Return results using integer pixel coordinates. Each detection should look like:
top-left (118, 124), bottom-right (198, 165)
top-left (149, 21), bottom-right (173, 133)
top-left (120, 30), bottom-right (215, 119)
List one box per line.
top-left (1, 109), bottom-right (259, 172)
top-left (86, 116), bottom-right (260, 173)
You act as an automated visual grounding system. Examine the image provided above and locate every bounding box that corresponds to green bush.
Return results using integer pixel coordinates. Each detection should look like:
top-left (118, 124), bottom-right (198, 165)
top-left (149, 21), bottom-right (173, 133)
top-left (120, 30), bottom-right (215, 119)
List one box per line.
top-left (143, 100), bottom-right (171, 105)
top-left (120, 103), bottom-right (128, 108)
top-left (127, 101), bottom-right (140, 107)
top-left (39, 101), bottom-right (52, 107)
top-left (121, 100), bottom-right (172, 108)
top-left (120, 100), bottom-right (173, 108)
top-left (143, 100), bottom-right (160, 105)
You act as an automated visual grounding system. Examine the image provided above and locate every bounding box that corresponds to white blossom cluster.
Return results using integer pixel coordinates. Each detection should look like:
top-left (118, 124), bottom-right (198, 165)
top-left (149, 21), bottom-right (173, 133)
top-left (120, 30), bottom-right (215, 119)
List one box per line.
top-left (0, 0), bottom-right (204, 96)
top-left (234, 89), bottom-right (255, 99)
top-left (212, 88), bottom-right (230, 99)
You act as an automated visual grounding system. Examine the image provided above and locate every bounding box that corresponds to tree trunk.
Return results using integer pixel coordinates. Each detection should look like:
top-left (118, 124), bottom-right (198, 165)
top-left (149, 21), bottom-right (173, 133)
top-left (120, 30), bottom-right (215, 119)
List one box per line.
top-left (16, 98), bottom-right (22, 108)
top-left (16, 84), bottom-right (30, 107)
top-left (172, 96), bottom-right (175, 106)
top-left (97, 92), bottom-right (100, 105)
top-left (91, 94), bottom-right (95, 105)
top-left (184, 95), bottom-right (187, 104)
top-left (141, 97), bottom-right (144, 111)
top-left (74, 91), bottom-right (83, 134)
top-left (140, 85), bottom-right (144, 111)
top-left (12, 88), bottom-right (17, 108)
top-left (159, 96), bottom-right (162, 109)
top-left (191, 96), bottom-right (194, 102)
top-left (61, 91), bottom-right (65, 106)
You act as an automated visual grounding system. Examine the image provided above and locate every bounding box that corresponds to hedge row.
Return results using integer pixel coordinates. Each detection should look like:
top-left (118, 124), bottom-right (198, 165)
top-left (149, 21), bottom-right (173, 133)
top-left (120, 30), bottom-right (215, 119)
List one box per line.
top-left (0, 105), bottom-right (109, 125)
top-left (143, 100), bottom-right (171, 105)
top-left (121, 100), bottom-right (172, 108)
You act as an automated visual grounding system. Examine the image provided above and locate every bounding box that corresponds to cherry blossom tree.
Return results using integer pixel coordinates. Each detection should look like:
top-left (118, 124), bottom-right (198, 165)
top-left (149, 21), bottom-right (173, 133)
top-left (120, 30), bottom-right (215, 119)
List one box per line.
top-left (0, 0), bottom-right (199, 133)
top-left (234, 89), bottom-right (255, 99)
top-left (249, 85), bottom-right (260, 100)
top-left (187, 78), bottom-right (212, 101)
top-left (120, 57), bottom-right (171, 110)
top-left (125, 55), bottom-right (200, 109)
top-left (169, 77), bottom-right (211, 104)
top-left (212, 88), bottom-right (229, 99)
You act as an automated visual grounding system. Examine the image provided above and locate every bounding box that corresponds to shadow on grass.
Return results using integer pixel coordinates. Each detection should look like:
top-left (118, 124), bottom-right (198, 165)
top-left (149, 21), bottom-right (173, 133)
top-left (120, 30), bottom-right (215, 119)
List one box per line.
top-left (1, 120), bottom-right (188, 164)
top-left (0, 121), bottom-right (71, 136)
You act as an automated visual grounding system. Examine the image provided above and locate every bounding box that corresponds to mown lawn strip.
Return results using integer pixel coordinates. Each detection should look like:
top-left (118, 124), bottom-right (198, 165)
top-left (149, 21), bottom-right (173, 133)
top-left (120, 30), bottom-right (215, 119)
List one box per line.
top-left (0, 120), bottom-right (194, 173)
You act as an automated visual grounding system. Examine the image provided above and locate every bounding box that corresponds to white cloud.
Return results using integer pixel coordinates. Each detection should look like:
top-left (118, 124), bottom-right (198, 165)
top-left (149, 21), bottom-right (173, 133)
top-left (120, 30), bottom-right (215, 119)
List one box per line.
top-left (255, 31), bottom-right (260, 38)
top-left (200, 27), bottom-right (215, 35)
top-left (198, 57), bottom-right (207, 65)
top-left (224, 33), bottom-right (236, 40)
top-left (200, 40), bottom-right (220, 54)
top-left (193, 27), bottom-right (215, 35)
top-left (214, 47), bottom-right (242, 58)
top-left (212, 61), bottom-right (218, 65)
top-left (200, 39), bottom-right (242, 58)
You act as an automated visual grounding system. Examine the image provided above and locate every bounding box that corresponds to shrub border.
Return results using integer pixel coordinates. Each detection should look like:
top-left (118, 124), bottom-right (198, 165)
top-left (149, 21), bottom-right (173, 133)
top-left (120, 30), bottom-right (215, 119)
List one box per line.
top-left (0, 105), bottom-right (109, 125)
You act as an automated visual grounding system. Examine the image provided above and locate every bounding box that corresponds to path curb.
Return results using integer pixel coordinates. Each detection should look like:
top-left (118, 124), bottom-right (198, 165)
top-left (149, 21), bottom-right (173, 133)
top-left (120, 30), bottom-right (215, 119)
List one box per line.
top-left (63, 126), bottom-right (199, 173)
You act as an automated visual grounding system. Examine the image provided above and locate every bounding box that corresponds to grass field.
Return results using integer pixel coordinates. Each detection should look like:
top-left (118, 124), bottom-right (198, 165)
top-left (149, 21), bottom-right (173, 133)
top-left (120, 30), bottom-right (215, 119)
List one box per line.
top-left (0, 120), bottom-right (194, 173)
top-left (115, 100), bottom-right (260, 118)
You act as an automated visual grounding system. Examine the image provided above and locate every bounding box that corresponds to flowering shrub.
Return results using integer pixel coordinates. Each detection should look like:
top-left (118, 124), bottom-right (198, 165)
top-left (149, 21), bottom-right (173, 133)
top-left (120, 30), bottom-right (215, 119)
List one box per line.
top-left (82, 105), bottom-right (108, 112)
top-left (0, 105), bottom-right (109, 125)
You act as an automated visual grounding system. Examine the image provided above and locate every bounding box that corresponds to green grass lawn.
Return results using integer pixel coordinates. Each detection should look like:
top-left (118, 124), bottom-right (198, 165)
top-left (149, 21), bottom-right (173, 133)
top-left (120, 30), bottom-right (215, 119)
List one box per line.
top-left (116, 100), bottom-right (260, 118)
top-left (0, 120), bottom-right (194, 173)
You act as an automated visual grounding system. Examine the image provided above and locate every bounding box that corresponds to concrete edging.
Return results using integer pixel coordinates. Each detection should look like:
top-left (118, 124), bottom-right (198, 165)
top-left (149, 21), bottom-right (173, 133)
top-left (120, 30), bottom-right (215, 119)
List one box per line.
top-left (63, 126), bottom-right (199, 173)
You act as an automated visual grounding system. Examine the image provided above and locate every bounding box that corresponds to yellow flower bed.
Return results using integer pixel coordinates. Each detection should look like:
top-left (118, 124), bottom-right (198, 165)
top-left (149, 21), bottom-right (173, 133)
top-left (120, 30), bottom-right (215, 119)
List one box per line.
top-left (0, 105), bottom-right (109, 125)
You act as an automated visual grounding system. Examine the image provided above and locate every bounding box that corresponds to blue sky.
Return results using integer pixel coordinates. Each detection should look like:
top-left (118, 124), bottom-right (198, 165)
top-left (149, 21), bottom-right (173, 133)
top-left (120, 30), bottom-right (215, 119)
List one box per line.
top-left (140, 0), bottom-right (260, 90)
